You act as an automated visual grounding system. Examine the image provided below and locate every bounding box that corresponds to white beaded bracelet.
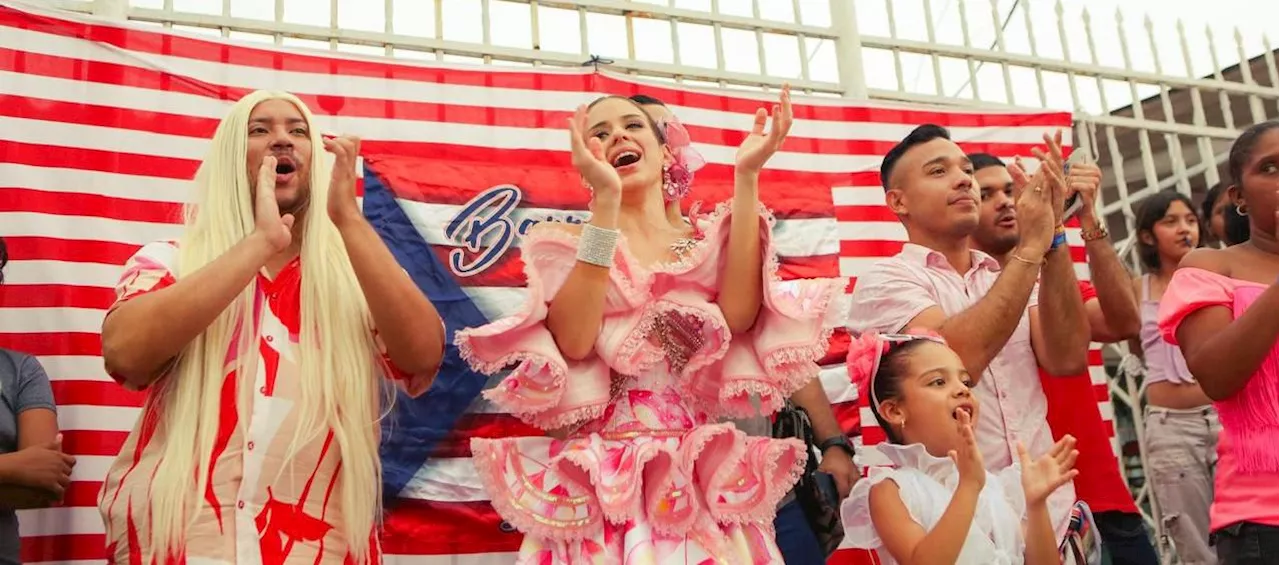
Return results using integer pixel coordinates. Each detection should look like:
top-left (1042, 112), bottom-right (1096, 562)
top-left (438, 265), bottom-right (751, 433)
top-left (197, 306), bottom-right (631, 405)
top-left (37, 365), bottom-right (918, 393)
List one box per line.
top-left (576, 224), bottom-right (620, 268)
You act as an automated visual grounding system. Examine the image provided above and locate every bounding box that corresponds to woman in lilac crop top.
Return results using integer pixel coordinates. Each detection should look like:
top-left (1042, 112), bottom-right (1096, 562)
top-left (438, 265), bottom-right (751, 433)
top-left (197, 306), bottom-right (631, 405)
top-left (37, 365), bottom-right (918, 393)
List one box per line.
top-left (1159, 120), bottom-right (1279, 565)
top-left (1129, 190), bottom-right (1219, 564)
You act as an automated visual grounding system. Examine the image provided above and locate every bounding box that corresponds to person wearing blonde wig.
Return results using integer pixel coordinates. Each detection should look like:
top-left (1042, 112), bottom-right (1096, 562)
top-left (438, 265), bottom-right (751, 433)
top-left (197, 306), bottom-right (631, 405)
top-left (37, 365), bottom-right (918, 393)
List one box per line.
top-left (96, 91), bottom-right (445, 563)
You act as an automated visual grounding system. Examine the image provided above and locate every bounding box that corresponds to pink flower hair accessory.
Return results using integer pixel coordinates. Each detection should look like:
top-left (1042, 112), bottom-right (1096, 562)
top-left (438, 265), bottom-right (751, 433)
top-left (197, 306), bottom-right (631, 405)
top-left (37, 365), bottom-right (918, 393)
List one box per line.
top-left (658, 115), bottom-right (706, 203)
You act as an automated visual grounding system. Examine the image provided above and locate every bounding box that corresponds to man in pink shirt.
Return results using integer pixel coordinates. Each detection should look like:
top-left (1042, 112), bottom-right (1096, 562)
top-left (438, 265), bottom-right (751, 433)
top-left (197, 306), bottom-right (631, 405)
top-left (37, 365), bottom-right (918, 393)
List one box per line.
top-left (847, 125), bottom-right (1090, 536)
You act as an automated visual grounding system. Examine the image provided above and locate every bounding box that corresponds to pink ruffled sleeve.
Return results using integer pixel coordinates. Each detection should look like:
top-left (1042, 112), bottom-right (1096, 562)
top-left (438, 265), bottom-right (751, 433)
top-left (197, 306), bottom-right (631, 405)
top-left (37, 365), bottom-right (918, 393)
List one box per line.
top-left (1157, 268), bottom-right (1239, 346)
top-left (454, 225), bottom-right (627, 430)
top-left (697, 204), bottom-right (848, 418)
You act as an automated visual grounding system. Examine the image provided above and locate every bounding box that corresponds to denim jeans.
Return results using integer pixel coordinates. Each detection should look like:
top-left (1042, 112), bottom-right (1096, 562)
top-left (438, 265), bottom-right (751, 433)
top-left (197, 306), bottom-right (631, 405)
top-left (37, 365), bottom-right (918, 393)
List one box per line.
top-left (1093, 511), bottom-right (1159, 565)
top-left (1211, 521), bottom-right (1279, 565)
top-left (1144, 406), bottom-right (1219, 564)
top-left (774, 498), bottom-right (825, 564)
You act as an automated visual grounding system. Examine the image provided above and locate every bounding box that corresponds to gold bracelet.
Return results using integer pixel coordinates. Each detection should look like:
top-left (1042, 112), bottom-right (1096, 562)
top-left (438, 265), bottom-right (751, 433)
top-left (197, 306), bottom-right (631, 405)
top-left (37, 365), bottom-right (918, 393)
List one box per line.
top-left (1010, 253), bottom-right (1044, 267)
top-left (1081, 226), bottom-right (1109, 242)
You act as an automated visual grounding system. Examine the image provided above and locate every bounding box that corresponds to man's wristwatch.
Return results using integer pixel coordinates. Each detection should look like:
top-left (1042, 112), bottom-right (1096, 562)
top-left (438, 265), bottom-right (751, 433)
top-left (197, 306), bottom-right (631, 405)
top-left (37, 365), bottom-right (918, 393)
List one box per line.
top-left (818, 435), bottom-right (856, 457)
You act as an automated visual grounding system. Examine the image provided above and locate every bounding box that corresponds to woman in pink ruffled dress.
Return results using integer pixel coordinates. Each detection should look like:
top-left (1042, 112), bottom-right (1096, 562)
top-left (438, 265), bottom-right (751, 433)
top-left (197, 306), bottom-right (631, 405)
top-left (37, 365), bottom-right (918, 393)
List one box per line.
top-left (454, 86), bottom-right (847, 563)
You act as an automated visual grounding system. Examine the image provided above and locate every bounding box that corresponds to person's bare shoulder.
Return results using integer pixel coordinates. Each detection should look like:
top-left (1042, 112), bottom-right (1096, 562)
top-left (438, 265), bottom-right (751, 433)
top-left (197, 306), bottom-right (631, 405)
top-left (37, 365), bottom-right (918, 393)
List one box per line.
top-left (1177, 247), bottom-right (1231, 277)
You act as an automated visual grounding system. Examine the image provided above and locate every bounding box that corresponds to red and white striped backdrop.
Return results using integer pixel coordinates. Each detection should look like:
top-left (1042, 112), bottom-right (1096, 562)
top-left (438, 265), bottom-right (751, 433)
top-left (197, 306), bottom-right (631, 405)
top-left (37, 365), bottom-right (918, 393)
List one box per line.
top-left (0, 1), bottom-right (1110, 563)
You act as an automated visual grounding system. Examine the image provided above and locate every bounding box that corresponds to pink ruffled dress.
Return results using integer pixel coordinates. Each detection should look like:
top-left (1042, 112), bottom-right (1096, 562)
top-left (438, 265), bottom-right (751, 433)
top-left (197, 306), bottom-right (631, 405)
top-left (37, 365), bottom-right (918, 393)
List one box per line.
top-left (455, 204), bottom-right (846, 564)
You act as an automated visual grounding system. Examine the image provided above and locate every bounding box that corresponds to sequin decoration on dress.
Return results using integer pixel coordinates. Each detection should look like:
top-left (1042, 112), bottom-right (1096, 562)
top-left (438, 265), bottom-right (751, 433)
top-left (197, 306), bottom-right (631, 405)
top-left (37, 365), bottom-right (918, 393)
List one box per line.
top-left (455, 204), bottom-right (848, 564)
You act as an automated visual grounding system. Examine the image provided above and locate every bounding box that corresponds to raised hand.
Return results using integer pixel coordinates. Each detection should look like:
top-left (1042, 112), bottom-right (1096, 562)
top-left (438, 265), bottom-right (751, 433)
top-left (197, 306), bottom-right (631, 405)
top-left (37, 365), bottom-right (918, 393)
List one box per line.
top-left (323, 134), bottom-right (363, 226)
top-left (254, 155), bottom-right (295, 251)
top-left (1033, 130), bottom-right (1069, 226)
top-left (734, 84), bottom-right (793, 175)
top-left (948, 408), bottom-right (986, 492)
top-left (1009, 154), bottom-right (1059, 256)
top-left (1018, 436), bottom-right (1079, 507)
top-left (1066, 160), bottom-right (1103, 223)
top-left (567, 104), bottom-right (622, 199)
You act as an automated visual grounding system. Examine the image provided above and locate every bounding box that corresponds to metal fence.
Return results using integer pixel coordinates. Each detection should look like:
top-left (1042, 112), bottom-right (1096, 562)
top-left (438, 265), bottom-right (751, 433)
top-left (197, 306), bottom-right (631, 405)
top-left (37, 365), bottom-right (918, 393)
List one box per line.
top-left (24, 0), bottom-right (1280, 561)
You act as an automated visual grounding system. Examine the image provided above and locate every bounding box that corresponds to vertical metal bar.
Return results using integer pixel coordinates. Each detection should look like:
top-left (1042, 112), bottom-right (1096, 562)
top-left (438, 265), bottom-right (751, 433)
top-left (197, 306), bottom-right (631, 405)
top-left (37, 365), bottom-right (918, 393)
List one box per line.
top-left (1083, 8), bottom-right (1110, 111)
top-left (577, 5), bottom-right (589, 58)
top-left (1206, 26), bottom-right (1237, 129)
top-left (1147, 15), bottom-right (1190, 196)
top-left (384, 0), bottom-right (394, 56)
top-left (668, 0), bottom-right (682, 75)
top-left (710, 0), bottom-right (727, 85)
top-left (481, 0), bottom-right (493, 58)
top-left (1178, 20), bottom-right (1219, 189)
top-left (434, 0), bottom-right (444, 59)
top-left (1234, 28), bottom-right (1267, 123)
top-left (827, 0), bottom-right (867, 97)
top-left (752, 0), bottom-right (766, 77)
top-left (221, 0), bottom-right (231, 37)
top-left (1055, 1), bottom-right (1080, 111)
top-left (1115, 8), bottom-right (1161, 194)
top-left (993, 0), bottom-right (1015, 105)
top-left (329, 0), bottom-right (339, 50)
top-left (1021, 0), bottom-right (1048, 106)
top-left (1263, 35), bottom-right (1279, 90)
top-left (886, 0), bottom-right (905, 92)
top-left (274, 0), bottom-right (284, 46)
top-left (957, 0), bottom-right (980, 101)
top-left (923, 0), bottom-right (944, 96)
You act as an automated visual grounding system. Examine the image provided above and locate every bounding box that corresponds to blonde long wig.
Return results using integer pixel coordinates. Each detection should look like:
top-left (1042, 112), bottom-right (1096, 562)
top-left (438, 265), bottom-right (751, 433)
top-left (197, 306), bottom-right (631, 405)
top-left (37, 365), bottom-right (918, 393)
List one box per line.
top-left (147, 90), bottom-right (387, 562)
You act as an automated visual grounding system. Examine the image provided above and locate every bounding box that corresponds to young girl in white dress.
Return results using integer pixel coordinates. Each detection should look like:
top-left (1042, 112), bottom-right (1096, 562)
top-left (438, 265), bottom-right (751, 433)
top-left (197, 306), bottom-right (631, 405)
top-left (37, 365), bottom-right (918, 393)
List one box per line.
top-left (841, 331), bottom-right (1080, 565)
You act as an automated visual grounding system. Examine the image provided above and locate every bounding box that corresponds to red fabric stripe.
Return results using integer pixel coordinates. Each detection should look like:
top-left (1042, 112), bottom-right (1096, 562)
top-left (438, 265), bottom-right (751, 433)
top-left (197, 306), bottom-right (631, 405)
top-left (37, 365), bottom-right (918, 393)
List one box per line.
top-left (1, 235), bottom-right (144, 267)
top-left (61, 429), bottom-right (130, 457)
top-left (0, 187), bottom-right (183, 225)
top-left (0, 332), bottom-right (100, 356)
top-left (0, 284), bottom-right (115, 309)
top-left (380, 499), bottom-right (523, 555)
top-left (429, 414), bottom-right (544, 459)
top-left (20, 533), bottom-right (108, 562)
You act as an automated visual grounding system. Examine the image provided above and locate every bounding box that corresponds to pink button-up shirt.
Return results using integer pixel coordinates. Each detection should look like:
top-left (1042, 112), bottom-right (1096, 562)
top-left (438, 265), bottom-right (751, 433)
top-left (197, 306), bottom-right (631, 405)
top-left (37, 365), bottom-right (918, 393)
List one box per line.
top-left (848, 243), bottom-right (1074, 534)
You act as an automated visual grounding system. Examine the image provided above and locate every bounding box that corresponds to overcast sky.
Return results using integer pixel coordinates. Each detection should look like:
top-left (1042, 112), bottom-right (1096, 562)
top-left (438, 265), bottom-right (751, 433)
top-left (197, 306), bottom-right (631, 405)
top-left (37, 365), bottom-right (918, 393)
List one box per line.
top-left (131, 0), bottom-right (1277, 114)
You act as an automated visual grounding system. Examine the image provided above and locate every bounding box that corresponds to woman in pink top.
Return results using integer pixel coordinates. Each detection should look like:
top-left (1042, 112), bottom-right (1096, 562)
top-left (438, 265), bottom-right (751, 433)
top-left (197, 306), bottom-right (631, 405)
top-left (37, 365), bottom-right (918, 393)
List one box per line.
top-left (454, 89), bottom-right (847, 563)
top-left (1158, 120), bottom-right (1279, 565)
top-left (1129, 190), bottom-right (1219, 564)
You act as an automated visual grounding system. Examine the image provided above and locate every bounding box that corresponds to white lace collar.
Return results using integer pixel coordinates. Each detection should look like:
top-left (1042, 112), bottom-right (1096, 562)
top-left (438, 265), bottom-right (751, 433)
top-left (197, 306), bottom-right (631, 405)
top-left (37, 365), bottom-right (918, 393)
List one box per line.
top-left (874, 442), bottom-right (958, 484)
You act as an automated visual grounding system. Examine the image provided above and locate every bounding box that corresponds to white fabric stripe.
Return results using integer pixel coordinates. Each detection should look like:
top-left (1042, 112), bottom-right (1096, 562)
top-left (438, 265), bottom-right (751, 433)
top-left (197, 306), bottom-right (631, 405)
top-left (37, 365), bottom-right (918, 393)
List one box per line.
top-left (34, 355), bottom-right (114, 383)
top-left (0, 27), bottom-right (1070, 144)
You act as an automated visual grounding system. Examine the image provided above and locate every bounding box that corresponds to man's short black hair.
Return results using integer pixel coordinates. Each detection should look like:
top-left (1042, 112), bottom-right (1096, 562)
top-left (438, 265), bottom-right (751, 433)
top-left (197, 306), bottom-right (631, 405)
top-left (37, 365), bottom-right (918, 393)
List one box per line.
top-left (881, 124), bottom-right (952, 191)
top-left (967, 152), bottom-right (1005, 172)
top-left (629, 94), bottom-right (666, 107)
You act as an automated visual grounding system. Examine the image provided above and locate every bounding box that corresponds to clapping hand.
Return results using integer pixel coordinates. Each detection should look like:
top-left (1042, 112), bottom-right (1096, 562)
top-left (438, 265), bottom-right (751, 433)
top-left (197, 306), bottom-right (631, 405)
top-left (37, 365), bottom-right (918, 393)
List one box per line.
top-left (567, 104), bottom-right (623, 199)
top-left (323, 134), bottom-right (363, 226)
top-left (948, 408), bottom-right (986, 492)
top-left (1018, 436), bottom-right (1079, 507)
top-left (734, 84), bottom-right (793, 175)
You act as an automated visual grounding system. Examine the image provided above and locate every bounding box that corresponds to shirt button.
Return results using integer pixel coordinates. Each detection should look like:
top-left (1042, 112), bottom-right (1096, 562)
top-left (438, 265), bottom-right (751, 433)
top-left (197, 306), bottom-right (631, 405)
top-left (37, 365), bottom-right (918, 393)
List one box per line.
top-left (259, 386), bottom-right (267, 394)
top-left (247, 441), bottom-right (255, 451)
top-left (237, 501), bottom-right (245, 509)
top-left (266, 335), bottom-right (274, 343)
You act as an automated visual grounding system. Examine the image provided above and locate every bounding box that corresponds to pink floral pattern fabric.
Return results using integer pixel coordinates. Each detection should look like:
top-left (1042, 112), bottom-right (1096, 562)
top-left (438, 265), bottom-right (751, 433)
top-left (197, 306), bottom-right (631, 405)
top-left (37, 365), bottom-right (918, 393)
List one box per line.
top-left (455, 204), bottom-right (846, 563)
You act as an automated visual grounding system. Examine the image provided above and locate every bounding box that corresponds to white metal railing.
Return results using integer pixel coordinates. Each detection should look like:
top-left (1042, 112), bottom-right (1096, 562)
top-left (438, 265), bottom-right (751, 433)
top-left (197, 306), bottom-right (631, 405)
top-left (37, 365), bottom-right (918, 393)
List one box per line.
top-left (21, 0), bottom-right (1280, 561)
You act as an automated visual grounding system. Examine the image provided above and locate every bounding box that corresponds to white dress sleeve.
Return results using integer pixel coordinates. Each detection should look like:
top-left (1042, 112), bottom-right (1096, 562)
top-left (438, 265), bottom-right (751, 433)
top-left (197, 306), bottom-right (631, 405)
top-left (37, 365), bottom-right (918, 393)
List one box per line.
top-left (840, 468), bottom-right (930, 564)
